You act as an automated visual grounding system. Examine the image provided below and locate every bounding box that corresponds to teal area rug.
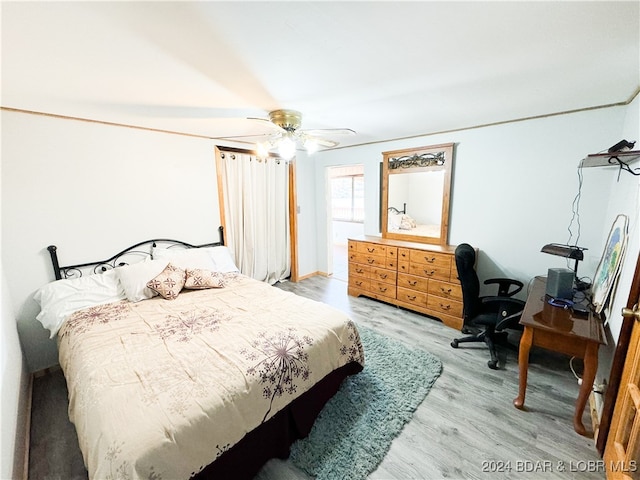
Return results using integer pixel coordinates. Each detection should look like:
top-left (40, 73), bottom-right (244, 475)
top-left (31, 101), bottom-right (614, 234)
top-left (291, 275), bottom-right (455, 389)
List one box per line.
top-left (290, 325), bottom-right (443, 480)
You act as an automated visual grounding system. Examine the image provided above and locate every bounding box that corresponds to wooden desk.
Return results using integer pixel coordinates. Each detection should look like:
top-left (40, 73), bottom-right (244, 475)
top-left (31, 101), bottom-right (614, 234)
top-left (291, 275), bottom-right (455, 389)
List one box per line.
top-left (513, 276), bottom-right (606, 437)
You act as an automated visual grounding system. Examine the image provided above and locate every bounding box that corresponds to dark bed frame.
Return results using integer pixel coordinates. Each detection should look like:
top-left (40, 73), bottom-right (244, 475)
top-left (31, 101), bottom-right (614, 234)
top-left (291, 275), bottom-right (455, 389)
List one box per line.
top-left (47, 226), bottom-right (226, 280)
top-left (45, 225), bottom-right (362, 479)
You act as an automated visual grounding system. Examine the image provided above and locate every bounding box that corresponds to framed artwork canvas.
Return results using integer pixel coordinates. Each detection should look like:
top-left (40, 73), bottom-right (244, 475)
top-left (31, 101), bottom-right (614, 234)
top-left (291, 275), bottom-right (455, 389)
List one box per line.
top-left (592, 214), bottom-right (629, 314)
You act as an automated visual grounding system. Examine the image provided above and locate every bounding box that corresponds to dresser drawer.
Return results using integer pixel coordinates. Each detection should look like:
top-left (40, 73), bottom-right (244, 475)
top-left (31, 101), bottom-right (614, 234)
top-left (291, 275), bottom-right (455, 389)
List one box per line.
top-left (409, 250), bottom-right (451, 269)
top-left (428, 279), bottom-right (463, 302)
top-left (349, 263), bottom-right (370, 279)
top-left (347, 239), bottom-right (466, 332)
top-left (357, 242), bottom-right (388, 256)
top-left (349, 277), bottom-right (370, 291)
top-left (397, 273), bottom-right (430, 292)
top-left (398, 260), bottom-right (410, 275)
top-left (370, 281), bottom-right (395, 299)
top-left (349, 252), bottom-right (387, 268)
top-left (398, 248), bottom-right (411, 262)
top-left (427, 295), bottom-right (463, 318)
top-left (371, 267), bottom-right (397, 285)
top-left (397, 287), bottom-right (427, 307)
top-left (407, 262), bottom-right (450, 281)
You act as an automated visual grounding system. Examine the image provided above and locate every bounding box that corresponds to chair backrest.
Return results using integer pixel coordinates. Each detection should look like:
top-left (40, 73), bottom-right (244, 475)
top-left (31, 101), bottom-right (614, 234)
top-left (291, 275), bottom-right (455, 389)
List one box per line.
top-left (455, 243), bottom-right (480, 323)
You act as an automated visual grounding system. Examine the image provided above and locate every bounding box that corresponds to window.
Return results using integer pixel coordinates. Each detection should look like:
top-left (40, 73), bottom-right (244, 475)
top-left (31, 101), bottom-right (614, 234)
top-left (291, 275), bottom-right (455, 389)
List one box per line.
top-left (331, 174), bottom-right (364, 223)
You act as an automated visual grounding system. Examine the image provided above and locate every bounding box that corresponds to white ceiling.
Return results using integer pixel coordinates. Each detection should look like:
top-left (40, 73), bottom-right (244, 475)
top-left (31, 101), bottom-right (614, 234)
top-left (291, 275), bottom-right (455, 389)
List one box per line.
top-left (2, 1), bottom-right (639, 151)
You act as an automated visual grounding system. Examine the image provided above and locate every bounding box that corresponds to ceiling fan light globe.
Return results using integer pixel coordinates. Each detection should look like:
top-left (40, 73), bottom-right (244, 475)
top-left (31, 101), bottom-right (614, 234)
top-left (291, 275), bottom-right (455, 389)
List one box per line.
top-left (303, 138), bottom-right (319, 155)
top-left (256, 141), bottom-right (270, 158)
top-left (278, 136), bottom-right (296, 160)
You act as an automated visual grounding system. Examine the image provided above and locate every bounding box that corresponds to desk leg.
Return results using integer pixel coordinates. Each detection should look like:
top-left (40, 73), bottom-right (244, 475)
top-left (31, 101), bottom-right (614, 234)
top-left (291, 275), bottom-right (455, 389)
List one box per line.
top-left (574, 342), bottom-right (598, 437)
top-left (514, 326), bottom-right (533, 409)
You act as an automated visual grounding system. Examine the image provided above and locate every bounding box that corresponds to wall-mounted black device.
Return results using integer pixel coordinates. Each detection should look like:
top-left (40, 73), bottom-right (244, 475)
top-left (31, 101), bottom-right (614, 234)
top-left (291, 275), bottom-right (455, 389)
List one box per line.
top-left (608, 139), bottom-right (636, 153)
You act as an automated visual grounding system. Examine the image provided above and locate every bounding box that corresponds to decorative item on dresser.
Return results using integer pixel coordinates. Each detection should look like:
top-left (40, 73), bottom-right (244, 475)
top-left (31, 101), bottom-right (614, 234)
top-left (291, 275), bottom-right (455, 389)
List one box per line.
top-left (348, 236), bottom-right (465, 331)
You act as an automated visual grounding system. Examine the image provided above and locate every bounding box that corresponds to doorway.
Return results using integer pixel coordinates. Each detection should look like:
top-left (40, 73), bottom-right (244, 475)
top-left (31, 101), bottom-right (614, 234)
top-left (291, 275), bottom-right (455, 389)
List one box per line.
top-left (327, 165), bottom-right (365, 281)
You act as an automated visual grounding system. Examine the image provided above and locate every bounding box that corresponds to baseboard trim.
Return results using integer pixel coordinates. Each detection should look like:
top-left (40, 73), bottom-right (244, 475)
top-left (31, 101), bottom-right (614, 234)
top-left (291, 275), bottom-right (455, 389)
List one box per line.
top-left (297, 271), bottom-right (324, 281)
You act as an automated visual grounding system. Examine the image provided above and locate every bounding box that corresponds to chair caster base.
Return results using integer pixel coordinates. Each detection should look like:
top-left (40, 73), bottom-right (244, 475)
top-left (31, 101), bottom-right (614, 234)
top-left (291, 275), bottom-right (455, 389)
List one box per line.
top-left (451, 339), bottom-right (459, 348)
top-left (487, 360), bottom-right (498, 370)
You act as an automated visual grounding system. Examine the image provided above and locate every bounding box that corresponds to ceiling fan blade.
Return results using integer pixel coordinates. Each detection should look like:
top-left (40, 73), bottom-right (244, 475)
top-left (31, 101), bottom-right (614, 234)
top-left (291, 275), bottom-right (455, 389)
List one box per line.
top-left (313, 137), bottom-right (340, 148)
top-left (301, 128), bottom-right (356, 137)
top-left (215, 132), bottom-right (272, 140)
top-left (247, 116), bottom-right (286, 132)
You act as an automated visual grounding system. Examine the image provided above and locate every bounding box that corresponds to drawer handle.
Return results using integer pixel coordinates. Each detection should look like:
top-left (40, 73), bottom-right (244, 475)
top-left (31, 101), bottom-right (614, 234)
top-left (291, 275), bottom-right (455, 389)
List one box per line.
top-left (408, 280), bottom-right (417, 286)
top-left (367, 258), bottom-right (375, 264)
top-left (356, 268), bottom-right (364, 274)
top-left (407, 295), bottom-right (417, 301)
top-left (379, 287), bottom-right (387, 292)
top-left (401, 253), bottom-right (407, 257)
top-left (424, 269), bottom-right (435, 276)
top-left (367, 247), bottom-right (375, 253)
top-left (380, 273), bottom-right (388, 279)
top-left (440, 303), bottom-right (451, 310)
top-left (424, 256), bottom-right (436, 263)
top-left (356, 281), bottom-right (363, 286)
top-left (440, 287), bottom-right (452, 294)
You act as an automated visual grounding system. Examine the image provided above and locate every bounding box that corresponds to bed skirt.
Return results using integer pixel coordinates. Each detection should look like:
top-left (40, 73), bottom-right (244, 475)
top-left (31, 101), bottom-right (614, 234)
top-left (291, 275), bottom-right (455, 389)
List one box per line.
top-left (193, 361), bottom-right (363, 479)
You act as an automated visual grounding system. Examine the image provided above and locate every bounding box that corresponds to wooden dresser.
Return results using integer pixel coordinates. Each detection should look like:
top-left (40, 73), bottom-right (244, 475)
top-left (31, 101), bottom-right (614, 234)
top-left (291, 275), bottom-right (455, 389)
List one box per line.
top-left (347, 236), bottom-right (464, 331)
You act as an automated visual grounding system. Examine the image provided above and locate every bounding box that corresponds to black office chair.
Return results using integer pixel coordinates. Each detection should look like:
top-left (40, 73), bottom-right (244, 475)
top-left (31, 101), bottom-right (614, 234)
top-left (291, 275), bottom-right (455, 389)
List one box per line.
top-left (450, 243), bottom-right (526, 369)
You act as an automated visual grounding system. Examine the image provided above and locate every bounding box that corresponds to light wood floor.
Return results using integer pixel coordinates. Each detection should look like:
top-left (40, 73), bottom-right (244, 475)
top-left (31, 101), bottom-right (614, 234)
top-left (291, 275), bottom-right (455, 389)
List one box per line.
top-left (29, 275), bottom-right (604, 480)
top-left (257, 276), bottom-right (604, 480)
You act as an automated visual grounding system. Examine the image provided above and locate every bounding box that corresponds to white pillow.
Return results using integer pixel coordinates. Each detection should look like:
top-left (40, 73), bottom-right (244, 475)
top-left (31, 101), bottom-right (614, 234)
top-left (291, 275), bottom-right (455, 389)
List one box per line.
top-left (152, 246), bottom-right (239, 273)
top-left (34, 269), bottom-right (126, 338)
top-left (152, 247), bottom-right (217, 271)
top-left (115, 259), bottom-right (169, 302)
top-left (209, 246), bottom-right (240, 273)
top-left (388, 213), bottom-right (402, 230)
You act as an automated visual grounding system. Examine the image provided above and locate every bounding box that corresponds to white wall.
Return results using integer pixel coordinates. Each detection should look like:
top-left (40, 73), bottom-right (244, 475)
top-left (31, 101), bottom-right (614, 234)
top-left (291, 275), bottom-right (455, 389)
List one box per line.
top-left (1, 110), bottom-right (223, 371)
top-left (602, 94), bottom-right (640, 341)
top-left (308, 106), bottom-right (628, 284)
top-left (293, 151), bottom-right (319, 276)
top-left (1, 267), bottom-right (29, 480)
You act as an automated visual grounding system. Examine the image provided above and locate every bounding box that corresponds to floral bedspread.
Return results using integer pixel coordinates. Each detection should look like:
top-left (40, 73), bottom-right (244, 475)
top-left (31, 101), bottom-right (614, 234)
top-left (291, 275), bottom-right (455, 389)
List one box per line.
top-left (57, 273), bottom-right (364, 480)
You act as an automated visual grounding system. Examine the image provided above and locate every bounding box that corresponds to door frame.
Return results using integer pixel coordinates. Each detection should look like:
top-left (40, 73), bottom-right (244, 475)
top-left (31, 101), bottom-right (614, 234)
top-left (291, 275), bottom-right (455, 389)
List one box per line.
top-left (325, 164), bottom-right (366, 277)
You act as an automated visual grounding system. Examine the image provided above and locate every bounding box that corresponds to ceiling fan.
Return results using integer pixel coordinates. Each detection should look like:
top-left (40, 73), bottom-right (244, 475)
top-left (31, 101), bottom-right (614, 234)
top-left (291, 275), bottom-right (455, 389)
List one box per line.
top-left (236, 109), bottom-right (356, 160)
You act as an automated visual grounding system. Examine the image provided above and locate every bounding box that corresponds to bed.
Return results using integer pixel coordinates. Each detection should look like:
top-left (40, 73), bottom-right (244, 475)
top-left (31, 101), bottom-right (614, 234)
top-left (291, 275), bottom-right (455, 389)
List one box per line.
top-left (35, 227), bottom-right (365, 480)
top-left (387, 207), bottom-right (440, 237)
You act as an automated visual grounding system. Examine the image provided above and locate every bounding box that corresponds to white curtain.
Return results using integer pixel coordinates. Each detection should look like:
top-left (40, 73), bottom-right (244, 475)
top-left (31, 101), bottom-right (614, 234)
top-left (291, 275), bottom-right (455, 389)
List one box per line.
top-left (219, 150), bottom-right (291, 284)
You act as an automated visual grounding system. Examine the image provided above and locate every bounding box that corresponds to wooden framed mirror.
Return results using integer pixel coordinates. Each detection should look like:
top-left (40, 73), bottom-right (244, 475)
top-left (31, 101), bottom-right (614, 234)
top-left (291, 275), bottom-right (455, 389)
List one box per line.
top-left (381, 143), bottom-right (454, 245)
